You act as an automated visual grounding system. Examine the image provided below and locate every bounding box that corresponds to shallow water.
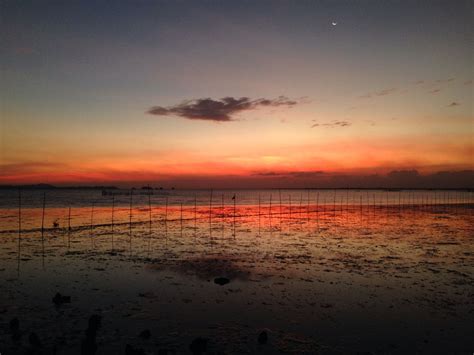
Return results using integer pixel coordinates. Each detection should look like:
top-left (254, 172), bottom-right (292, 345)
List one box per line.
top-left (0, 189), bottom-right (473, 354)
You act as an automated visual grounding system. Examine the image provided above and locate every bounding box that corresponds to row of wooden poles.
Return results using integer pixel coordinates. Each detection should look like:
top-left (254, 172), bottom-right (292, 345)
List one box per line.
top-left (14, 188), bottom-right (472, 272)
top-left (16, 189), bottom-right (472, 240)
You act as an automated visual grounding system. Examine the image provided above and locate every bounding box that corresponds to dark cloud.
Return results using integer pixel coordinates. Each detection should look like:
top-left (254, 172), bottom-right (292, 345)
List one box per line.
top-left (429, 88), bottom-right (441, 94)
top-left (448, 102), bottom-right (460, 107)
top-left (436, 78), bottom-right (454, 83)
top-left (311, 120), bottom-right (351, 128)
top-left (359, 88), bottom-right (397, 99)
top-left (463, 80), bottom-right (472, 85)
top-left (147, 96), bottom-right (298, 122)
top-left (250, 169), bottom-right (474, 189)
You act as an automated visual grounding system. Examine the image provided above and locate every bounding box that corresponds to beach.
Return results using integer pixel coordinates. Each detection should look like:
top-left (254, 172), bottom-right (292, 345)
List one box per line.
top-left (0, 189), bottom-right (473, 354)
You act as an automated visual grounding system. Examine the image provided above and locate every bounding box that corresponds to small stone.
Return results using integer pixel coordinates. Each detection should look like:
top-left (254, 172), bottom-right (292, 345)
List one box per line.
top-left (52, 292), bottom-right (71, 305)
top-left (214, 277), bottom-right (230, 286)
top-left (258, 330), bottom-right (268, 344)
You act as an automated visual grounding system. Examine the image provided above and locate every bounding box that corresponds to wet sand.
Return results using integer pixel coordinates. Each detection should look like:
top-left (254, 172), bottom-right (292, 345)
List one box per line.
top-left (1, 202), bottom-right (473, 354)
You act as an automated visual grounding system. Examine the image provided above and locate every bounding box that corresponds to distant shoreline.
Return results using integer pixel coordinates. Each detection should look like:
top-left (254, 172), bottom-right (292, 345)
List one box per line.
top-left (0, 184), bottom-right (472, 191)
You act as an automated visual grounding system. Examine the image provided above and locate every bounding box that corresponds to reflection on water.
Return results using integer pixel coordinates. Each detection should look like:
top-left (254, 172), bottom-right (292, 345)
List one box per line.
top-left (0, 189), bottom-right (473, 354)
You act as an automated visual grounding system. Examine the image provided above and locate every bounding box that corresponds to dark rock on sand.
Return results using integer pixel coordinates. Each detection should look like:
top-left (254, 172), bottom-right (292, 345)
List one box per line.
top-left (52, 292), bottom-right (71, 305)
top-left (214, 277), bottom-right (230, 286)
top-left (189, 337), bottom-right (208, 354)
top-left (125, 344), bottom-right (145, 355)
top-left (139, 329), bottom-right (151, 340)
top-left (258, 330), bottom-right (268, 344)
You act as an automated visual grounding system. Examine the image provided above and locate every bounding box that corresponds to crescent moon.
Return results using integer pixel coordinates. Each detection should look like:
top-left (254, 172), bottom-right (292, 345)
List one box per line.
top-left (332, 22), bottom-right (337, 26)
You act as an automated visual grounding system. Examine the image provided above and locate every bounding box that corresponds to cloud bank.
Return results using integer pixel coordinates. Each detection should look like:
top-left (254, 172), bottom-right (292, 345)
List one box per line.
top-left (311, 120), bottom-right (351, 128)
top-left (147, 96), bottom-right (298, 122)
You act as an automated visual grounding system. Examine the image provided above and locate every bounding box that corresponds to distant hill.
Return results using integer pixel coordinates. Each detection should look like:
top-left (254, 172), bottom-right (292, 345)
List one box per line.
top-left (0, 184), bottom-right (118, 190)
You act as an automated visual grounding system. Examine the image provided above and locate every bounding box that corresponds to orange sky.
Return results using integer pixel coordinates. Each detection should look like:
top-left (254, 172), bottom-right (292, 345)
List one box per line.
top-left (1, 1), bottom-right (472, 187)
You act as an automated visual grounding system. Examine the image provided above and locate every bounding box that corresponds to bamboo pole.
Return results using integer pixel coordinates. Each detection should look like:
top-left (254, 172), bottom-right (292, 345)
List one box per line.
top-left (258, 193), bottom-right (261, 236)
top-left (17, 189), bottom-right (21, 274)
top-left (316, 191), bottom-right (319, 227)
top-left (194, 194), bottom-right (197, 234)
top-left (289, 195), bottom-right (292, 221)
top-left (41, 191), bottom-right (46, 267)
top-left (67, 206), bottom-right (71, 250)
top-left (299, 192), bottom-right (303, 216)
top-left (180, 202), bottom-right (183, 238)
top-left (129, 189), bottom-right (133, 241)
top-left (111, 195), bottom-right (115, 252)
top-left (269, 193), bottom-right (272, 220)
top-left (233, 193), bottom-right (236, 237)
top-left (148, 193), bottom-right (152, 232)
top-left (307, 189), bottom-right (310, 222)
top-left (90, 201), bottom-right (94, 248)
top-left (209, 189), bottom-right (213, 227)
top-left (165, 196), bottom-right (168, 244)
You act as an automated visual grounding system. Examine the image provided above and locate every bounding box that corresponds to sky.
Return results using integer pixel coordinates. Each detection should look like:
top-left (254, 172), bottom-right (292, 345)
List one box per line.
top-left (1, 0), bottom-right (472, 188)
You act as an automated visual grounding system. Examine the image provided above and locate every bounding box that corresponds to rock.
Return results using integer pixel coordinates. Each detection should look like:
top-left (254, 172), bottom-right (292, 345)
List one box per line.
top-left (139, 329), bottom-right (151, 340)
top-left (214, 277), bottom-right (230, 286)
top-left (258, 330), bottom-right (268, 344)
top-left (125, 344), bottom-right (145, 355)
top-left (52, 292), bottom-right (71, 305)
top-left (189, 337), bottom-right (208, 354)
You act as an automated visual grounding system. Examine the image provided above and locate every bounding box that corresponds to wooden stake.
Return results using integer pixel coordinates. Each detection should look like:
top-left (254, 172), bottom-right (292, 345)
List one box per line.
top-left (41, 192), bottom-right (46, 247)
top-left (17, 189), bottom-right (21, 274)
top-left (111, 195), bottom-right (115, 252)
top-left (258, 193), bottom-right (261, 235)
top-left (67, 206), bottom-right (71, 249)
top-left (129, 189), bottom-right (133, 240)
top-left (90, 201), bottom-right (94, 247)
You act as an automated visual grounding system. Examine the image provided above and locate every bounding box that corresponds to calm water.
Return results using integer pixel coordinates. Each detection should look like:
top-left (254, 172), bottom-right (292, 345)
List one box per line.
top-left (0, 188), bottom-right (473, 354)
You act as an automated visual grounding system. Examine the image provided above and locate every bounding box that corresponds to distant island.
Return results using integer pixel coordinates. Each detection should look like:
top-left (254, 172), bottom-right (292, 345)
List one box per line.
top-left (0, 184), bottom-right (119, 190)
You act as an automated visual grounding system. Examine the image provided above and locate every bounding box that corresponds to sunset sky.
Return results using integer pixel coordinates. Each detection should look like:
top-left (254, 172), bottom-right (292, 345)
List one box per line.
top-left (1, 0), bottom-right (472, 188)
